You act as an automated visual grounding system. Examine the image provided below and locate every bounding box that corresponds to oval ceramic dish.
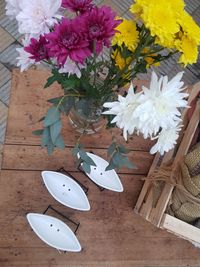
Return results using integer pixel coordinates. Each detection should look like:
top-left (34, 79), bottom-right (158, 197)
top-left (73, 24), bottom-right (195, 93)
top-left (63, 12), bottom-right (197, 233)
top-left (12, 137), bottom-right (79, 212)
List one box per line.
top-left (82, 152), bottom-right (123, 192)
top-left (42, 171), bottom-right (90, 211)
top-left (27, 213), bottom-right (81, 252)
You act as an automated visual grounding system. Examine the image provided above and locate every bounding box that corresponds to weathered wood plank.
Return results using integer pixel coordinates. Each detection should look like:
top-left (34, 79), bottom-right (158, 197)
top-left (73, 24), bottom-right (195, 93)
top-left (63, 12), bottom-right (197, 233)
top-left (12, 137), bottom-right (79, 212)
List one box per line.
top-left (1, 170), bottom-right (200, 267)
top-left (5, 69), bottom-right (154, 151)
top-left (1, 144), bottom-right (154, 174)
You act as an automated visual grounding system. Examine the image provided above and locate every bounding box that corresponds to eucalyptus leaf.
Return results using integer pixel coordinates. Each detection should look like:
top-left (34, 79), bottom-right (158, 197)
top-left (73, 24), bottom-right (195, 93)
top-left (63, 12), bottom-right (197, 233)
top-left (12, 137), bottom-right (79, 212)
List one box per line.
top-left (44, 106), bottom-right (60, 127)
top-left (50, 120), bottom-right (62, 143)
top-left (79, 150), bottom-right (96, 166)
top-left (82, 162), bottom-right (91, 174)
top-left (107, 142), bottom-right (116, 156)
top-left (32, 129), bottom-right (43, 136)
top-left (47, 140), bottom-right (54, 155)
top-left (54, 135), bottom-right (65, 149)
top-left (41, 127), bottom-right (50, 147)
top-left (118, 145), bottom-right (130, 154)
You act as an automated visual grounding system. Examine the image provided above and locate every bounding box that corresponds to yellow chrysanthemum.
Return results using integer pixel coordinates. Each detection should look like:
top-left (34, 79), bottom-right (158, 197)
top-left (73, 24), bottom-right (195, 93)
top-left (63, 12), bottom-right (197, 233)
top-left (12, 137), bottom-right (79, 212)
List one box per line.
top-left (179, 11), bottom-right (200, 45)
top-left (112, 19), bottom-right (139, 52)
top-left (178, 36), bottom-right (199, 66)
top-left (112, 50), bottom-right (132, 70)
top-left (141, 1), bottom-right (179, 47)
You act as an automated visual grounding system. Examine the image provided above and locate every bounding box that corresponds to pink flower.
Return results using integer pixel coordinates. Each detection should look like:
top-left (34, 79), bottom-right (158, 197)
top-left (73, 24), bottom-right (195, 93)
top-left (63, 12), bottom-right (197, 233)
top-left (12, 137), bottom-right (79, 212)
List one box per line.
top-left (24, 35), bottom-right (49, 62)
top-left (61, 0), bottom-right (93, 13)
top-left (45, 17), bottom-right (91, 65)
top-left (84, 6), bottom-right (122, 53)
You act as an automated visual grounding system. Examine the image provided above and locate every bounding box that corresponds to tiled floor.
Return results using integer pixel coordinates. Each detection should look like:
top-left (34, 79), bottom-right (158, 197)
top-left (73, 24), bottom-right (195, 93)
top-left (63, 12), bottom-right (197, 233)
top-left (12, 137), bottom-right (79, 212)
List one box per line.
top-left (0, 0), bottom-right (200, 153)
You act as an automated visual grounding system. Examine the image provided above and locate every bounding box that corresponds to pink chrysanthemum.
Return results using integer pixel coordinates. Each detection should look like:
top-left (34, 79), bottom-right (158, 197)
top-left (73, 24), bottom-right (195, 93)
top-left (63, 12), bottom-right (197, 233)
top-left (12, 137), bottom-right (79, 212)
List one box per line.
top-left (45, 17), bottom-right (91, 65)
top-left (84, 6), bottom-right (122, 53)
top-left (24, 35), bottom-right (49, 62)
top-left (61, 0), bottom-right (93, 13)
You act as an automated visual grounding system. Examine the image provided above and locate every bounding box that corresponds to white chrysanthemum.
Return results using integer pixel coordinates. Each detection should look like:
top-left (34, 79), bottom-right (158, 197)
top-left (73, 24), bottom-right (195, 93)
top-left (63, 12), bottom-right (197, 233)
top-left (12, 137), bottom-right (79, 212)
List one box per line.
top-left (134, 71), bottom-right (188, 138)
top-left (103, 84), bottom-right (142, 140)
top-left (16, 0), bottom-right (62, 37)
top-left (16, 47), bottom-right (35, 71)
top-left (59, 59), bottom-right (85, 78)
top-left (5, 0), bottom-right (24, 20)
top-left (150, 123), bottom-right (182, 155)
top-left (16, 36), bottom-right (36, 71)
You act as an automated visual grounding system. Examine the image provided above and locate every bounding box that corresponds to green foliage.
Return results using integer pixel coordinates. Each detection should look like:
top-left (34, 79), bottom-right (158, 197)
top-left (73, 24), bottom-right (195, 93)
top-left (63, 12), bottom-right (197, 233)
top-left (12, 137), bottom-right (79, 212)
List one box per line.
top-left (106, 142), bottom-right (136, 171)
top-left (72, 144), bottom-right (96, 174)
top-left (33, 106), bottom-right (65, 155)
top-left (44, 69), bottom-right (63, 88)
top-left (44, 106), bottom-right (60, 127)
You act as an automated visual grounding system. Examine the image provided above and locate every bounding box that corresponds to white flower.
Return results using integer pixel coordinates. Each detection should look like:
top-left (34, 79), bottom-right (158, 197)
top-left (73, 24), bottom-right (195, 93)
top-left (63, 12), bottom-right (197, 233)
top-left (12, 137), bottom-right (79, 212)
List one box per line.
top-left (16, 0), bottom-right (62, 37)
top-left (5, 0), bottom-right (24, 20)
top-left (103, 83), bottom-right (142, 140)
top-left (59, 59), bottom-right (85, 78)
top-left (150, 123), bottom-right (182, 155)
top-left (134, 71), bottom-right (188, 138)
top-left (16, 47), bottom-right (35, 72)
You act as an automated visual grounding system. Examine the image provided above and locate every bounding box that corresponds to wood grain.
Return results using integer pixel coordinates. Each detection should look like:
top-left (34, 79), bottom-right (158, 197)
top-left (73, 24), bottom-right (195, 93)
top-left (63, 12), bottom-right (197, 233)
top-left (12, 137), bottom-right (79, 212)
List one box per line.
top-left (1, 144), bottom-right (153, 174)
top-left (1, 170), bottom-right (200, 266)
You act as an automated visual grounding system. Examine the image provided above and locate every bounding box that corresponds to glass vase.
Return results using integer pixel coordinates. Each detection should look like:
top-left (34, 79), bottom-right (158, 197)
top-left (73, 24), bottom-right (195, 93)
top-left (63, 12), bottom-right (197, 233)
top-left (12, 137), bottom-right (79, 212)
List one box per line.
top-left (68, 99), bottom-right (106, 134)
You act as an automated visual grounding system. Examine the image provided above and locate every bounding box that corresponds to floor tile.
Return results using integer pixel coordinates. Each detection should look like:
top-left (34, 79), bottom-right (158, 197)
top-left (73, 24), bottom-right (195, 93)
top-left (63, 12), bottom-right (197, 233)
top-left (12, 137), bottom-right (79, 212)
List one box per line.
top-left (0, 42), bottom-right (21, 70)
top-left (0, 79), bottom-right (11, 105)
top-left (0, 100), bottom-right (8, 143)
top-left (0, 26), bottom-right (14, 53)
top-left (0, 63), bottom-right (11, 88)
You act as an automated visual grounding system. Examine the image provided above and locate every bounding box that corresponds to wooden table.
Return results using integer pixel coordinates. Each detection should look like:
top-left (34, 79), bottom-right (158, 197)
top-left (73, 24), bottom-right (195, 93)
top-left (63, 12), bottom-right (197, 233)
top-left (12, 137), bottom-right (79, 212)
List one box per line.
top-left (1, 70), bottom-right (200, 267)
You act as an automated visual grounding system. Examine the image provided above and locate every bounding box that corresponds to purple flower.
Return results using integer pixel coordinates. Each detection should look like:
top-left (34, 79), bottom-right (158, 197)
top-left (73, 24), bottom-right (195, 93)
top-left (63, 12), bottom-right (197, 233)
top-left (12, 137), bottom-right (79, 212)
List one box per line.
top-left (84, 6), bottom-right (122, 53)
top-left (45, 17), bottom-right (91, 65)
top-left (61, 0), bottom-right (93, 13)
top-left (24, 35), bottom-right (49, 62)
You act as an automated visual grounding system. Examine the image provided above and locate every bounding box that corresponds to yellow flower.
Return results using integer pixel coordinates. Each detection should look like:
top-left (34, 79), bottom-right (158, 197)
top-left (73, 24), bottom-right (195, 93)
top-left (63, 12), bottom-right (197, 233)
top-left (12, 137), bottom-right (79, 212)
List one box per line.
top-left (112, 18), bottom-right (139, 52)
top-left (142, 48), bottom-right (160, 67)
top-left (179, 11), bottom-right (200, 45)
top-left (141, 1), bottom-right (179, 47)
top-left (178, 36), bottom-right (198, 66)
top-left (112, 50), bottom-right (132, 70)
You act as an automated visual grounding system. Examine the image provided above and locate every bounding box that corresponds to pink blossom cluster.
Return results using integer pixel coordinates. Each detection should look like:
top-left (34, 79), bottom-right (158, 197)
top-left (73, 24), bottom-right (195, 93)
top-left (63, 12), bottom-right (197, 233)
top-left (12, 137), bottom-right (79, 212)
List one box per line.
top-left (22, 1), bottom-right (121, 68)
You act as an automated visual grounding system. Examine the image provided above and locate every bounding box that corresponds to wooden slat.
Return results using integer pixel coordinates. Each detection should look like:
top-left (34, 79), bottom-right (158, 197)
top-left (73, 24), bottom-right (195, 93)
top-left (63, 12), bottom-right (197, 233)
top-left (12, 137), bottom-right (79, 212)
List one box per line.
top-left (1, 144), bottom-right (153, 175)
top-left (161, 214), bottom-right (200, 244)
top-left (5, 69), bottom-right (154, 151)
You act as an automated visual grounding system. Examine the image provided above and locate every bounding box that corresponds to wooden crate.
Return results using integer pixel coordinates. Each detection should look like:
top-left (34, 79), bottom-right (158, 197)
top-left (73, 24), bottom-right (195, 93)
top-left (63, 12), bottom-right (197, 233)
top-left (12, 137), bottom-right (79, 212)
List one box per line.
top-left (134, 82), bottom-right (200, 246)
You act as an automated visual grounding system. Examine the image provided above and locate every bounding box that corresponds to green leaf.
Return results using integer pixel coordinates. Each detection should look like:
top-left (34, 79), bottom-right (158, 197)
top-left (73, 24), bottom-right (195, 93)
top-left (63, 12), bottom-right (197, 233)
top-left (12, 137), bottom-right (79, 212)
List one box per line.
top-left (79, 150), bottom-right (96, 166)
top-left (107, 142), bottom-right (116, 156)
top-left (32, 129), bottom-right (43, 136)
top-left (105, 159), bottom-right (116, 171)
top-left (41, 127), bottom-right (50, 147)
top-left (72, 145), bottom-right (80, 157)
top-left (44, 107), bottom-right (60, 127)
top-left (121, 156), bottom-right (136, 169)
top-left (112, 152), bottom-right (121, 166)
top-left (47, 96), bottom-right (62, 104)
top-left (50, 120), bottom-right (62, 143)
top-left (81, 162), bottom-right (91, 174)
top-left (118, 145), bottom-right (130, 154)
top-left (47, 140), bottom-right (54, 155)
top-left (54, 135), bottom-right (65, 149)
top-left (44, 75), bottom-right (58, 89)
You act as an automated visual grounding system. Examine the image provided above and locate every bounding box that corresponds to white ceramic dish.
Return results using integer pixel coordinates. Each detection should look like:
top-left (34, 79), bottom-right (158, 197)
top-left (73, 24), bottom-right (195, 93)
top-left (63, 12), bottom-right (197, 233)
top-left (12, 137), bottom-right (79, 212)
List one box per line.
top-left (42, 171), bottom-right (90, 211)
top-left (82, 152), bottom-right (123, 192)
top-left (27, 213), bottom-right (81, 252)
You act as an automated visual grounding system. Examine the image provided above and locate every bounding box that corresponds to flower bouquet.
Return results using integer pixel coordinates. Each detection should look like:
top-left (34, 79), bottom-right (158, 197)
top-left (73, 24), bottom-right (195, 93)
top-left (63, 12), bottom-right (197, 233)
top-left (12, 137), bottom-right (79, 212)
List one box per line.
top-left (6, 0), bottom-right (200, 172)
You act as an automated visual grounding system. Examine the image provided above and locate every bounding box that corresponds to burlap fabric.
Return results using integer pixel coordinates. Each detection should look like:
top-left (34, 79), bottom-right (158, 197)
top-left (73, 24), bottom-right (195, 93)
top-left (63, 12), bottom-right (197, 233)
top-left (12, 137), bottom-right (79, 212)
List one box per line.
top-left (169, 142), bottom-right (200, 223)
